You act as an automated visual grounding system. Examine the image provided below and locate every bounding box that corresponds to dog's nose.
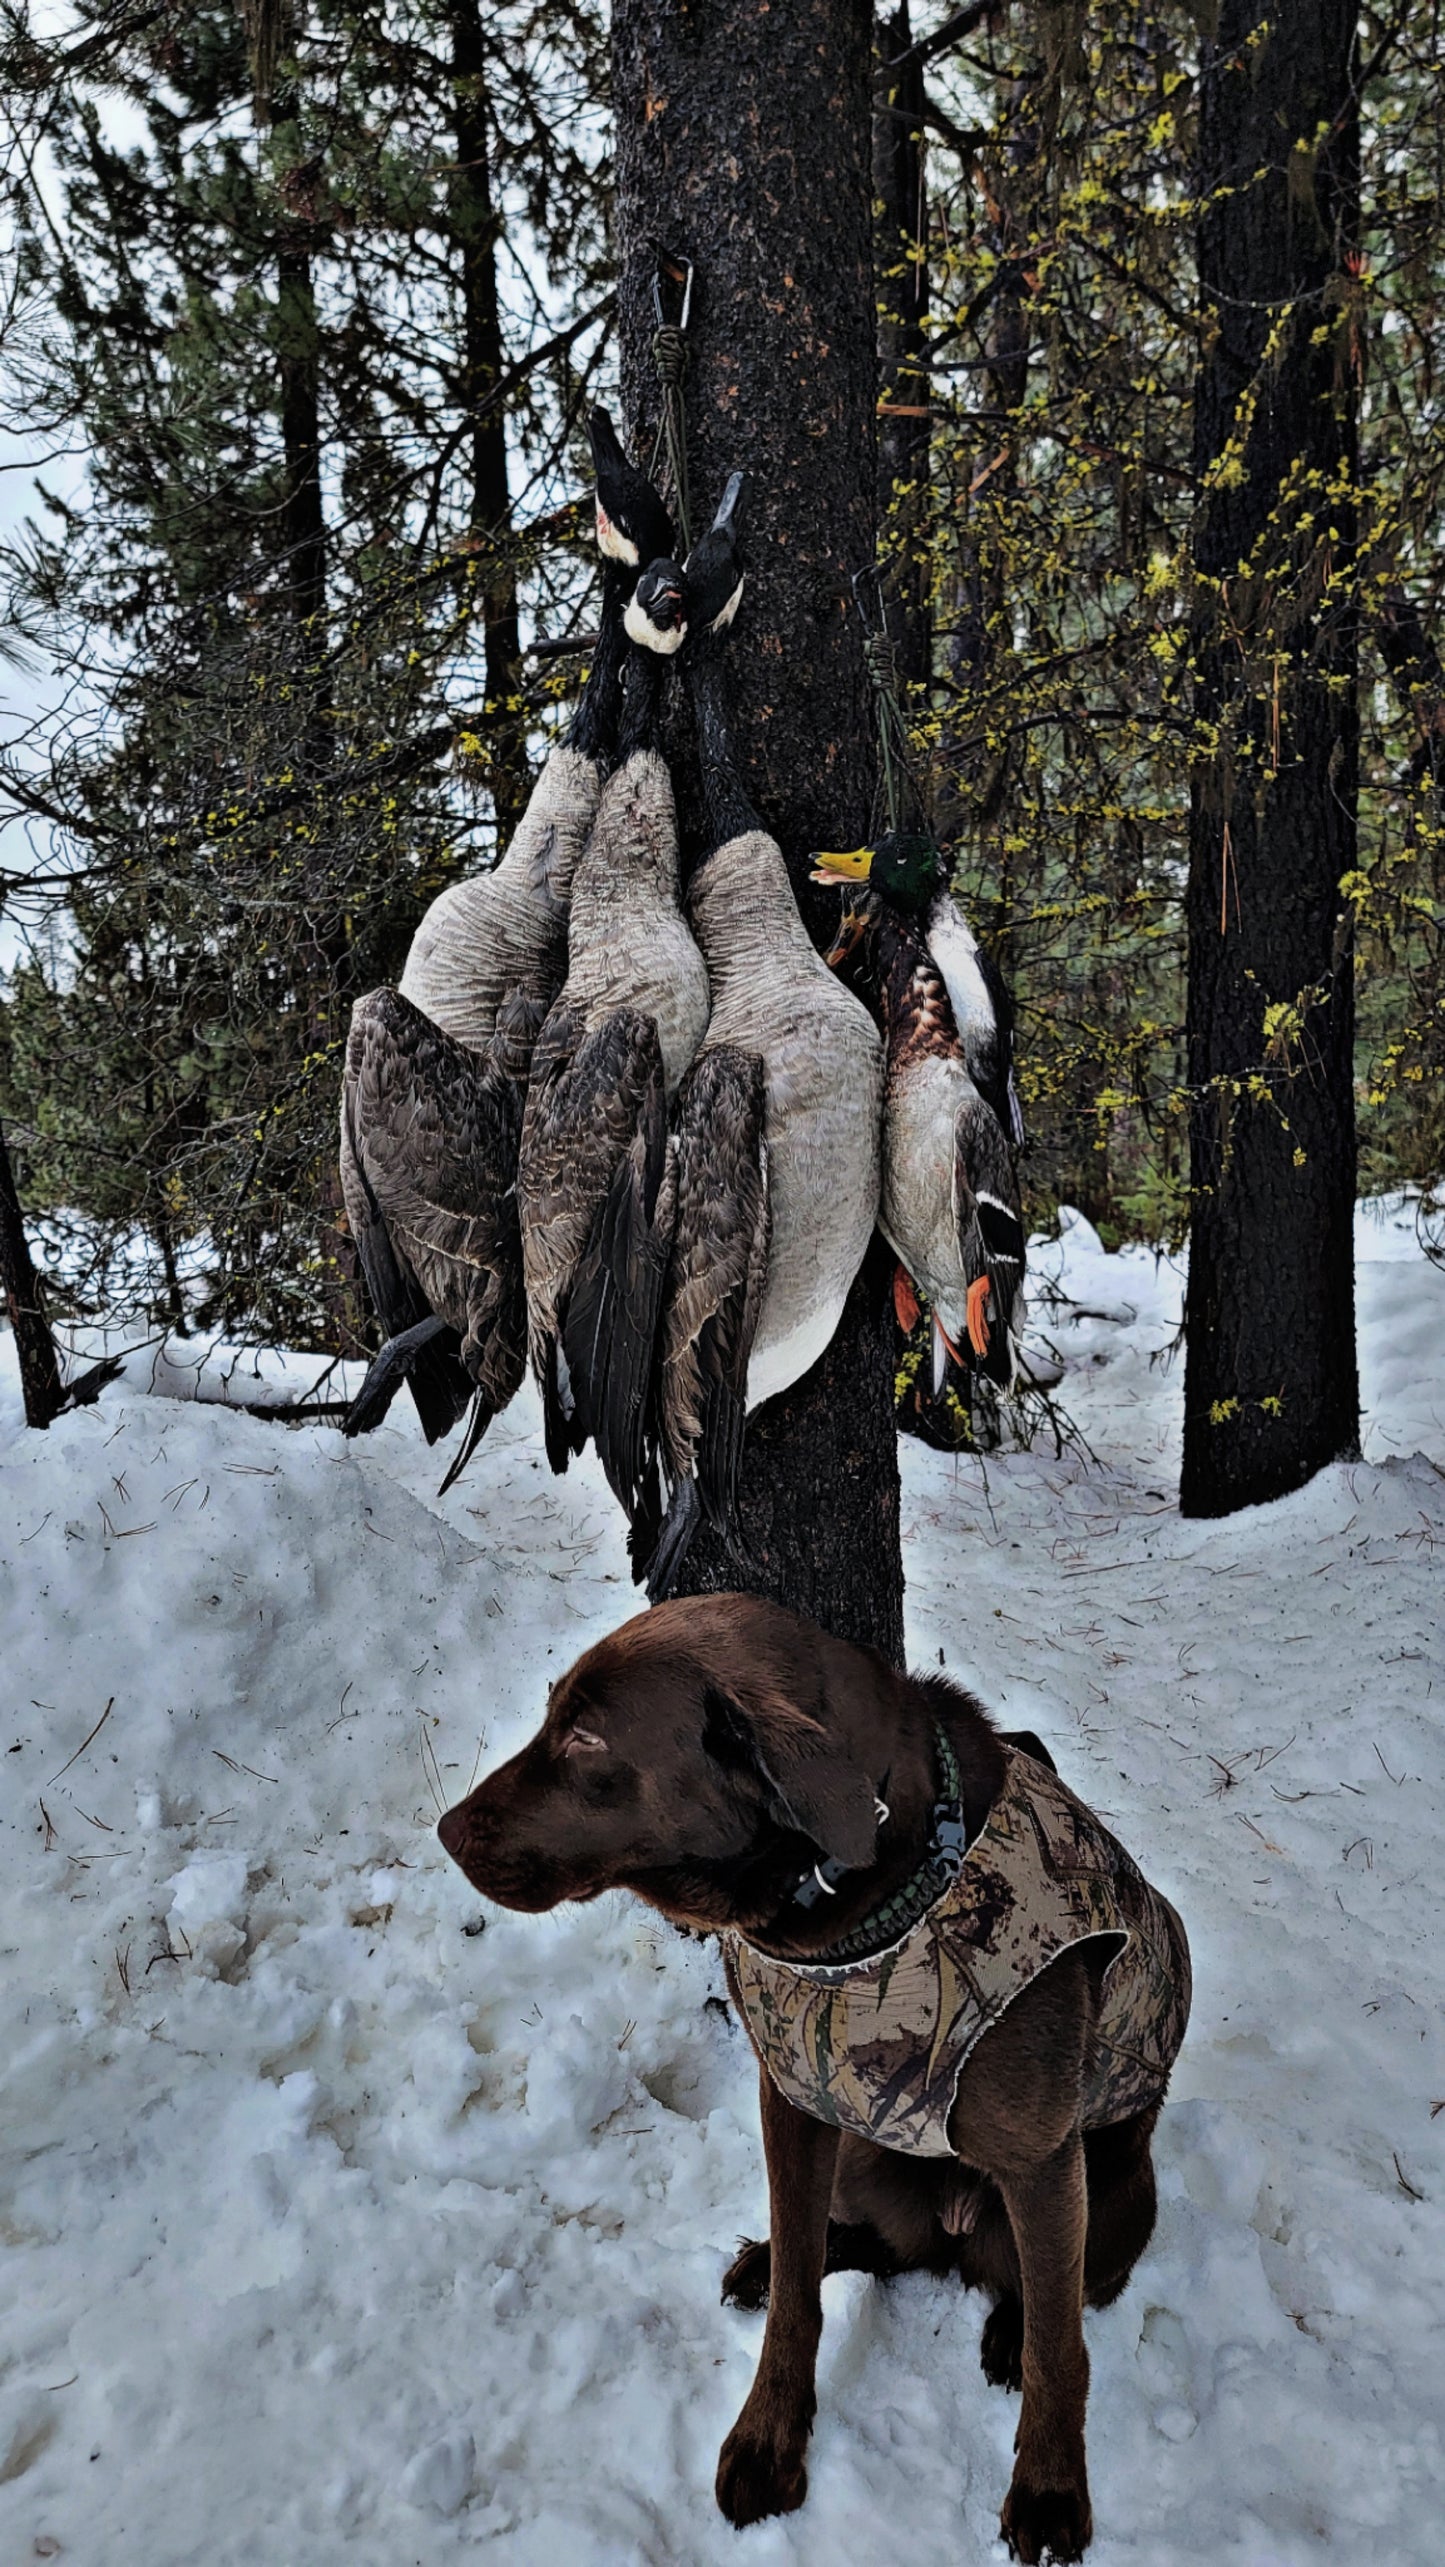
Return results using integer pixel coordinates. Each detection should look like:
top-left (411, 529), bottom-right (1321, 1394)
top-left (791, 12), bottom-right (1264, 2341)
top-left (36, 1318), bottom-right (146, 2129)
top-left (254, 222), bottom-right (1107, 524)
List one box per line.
top-left (437, 1802), bottom-right (470, 1864)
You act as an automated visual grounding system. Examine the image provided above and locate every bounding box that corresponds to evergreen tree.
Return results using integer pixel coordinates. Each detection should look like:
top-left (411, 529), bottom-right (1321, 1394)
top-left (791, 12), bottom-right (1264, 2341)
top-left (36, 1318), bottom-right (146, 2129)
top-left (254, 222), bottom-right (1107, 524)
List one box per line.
top-left (1, 0), bottom-right (612, 1340)
top-left (614, 0), bottom-right (904, 1660)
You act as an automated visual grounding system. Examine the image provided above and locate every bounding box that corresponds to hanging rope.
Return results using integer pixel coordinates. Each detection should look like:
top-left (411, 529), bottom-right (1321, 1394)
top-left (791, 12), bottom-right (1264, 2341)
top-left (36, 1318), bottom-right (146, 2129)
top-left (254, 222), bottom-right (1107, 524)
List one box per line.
top-left (648, 255), bottom-right (694, 554)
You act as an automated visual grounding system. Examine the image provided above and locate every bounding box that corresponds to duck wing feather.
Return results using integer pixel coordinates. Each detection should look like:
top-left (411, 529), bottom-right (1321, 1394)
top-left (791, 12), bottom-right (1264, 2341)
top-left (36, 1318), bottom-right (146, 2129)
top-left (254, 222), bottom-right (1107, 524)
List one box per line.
top-left (974, 940), bottom-right (1025, 1149)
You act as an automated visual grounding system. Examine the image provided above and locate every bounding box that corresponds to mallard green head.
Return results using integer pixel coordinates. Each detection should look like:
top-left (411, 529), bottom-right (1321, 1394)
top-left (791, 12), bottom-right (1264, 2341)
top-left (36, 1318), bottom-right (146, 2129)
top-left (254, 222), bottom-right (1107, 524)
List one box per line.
top-left (809, 829), bottom-right (944, 915)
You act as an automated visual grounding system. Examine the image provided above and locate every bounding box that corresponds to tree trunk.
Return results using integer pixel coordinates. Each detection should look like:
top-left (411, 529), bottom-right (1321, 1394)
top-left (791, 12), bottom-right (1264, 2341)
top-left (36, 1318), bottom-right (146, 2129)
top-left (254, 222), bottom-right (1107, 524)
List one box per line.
top-left (448, 0), bottom-right (528, 833)
top-left (875, 3), bottom-right (932, 692)
top-left (937, 54), bottom-right (1043, 965)
top-left (262, 39), bottom-right (367, 1356)
top-left (0, 1118), bottom-right (63, 1428)
top-left (613, 0), bottom-right (904, 1663)
top-left (1182, 0), bottom-right (1360, 1517)
top-left (1378, 590), bottom-right (1445, 816)
top-left (277, 235), bottom-right (326, 633)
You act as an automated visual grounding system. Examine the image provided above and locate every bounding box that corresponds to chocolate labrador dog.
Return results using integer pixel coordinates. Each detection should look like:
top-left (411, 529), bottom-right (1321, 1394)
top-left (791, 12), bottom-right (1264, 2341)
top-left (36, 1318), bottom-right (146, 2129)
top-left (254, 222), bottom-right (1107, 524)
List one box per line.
top-left (438, 1595), bottom-right (1190, 2563)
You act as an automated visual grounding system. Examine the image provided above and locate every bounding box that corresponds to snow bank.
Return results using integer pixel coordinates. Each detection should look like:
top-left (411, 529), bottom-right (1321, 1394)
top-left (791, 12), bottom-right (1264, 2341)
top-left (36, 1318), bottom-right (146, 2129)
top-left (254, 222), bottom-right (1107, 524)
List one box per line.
top-left (2, 1203), bottom-right (1442, 2563)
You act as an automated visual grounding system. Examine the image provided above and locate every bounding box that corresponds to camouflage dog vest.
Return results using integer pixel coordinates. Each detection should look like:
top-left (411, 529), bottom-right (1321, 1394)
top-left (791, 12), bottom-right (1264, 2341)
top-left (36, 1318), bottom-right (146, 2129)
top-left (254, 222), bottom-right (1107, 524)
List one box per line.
top-left (727, 1745), bottom-right (1191, 2160)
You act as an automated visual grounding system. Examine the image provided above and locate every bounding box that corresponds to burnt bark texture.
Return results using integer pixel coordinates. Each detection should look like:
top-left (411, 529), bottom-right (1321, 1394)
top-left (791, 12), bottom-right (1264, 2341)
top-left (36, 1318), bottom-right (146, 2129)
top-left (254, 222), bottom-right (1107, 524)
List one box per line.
top-left (0, 1118), bottom-right (63, 1429)
top-left (874, 3), bottom-right (931, 691)
top-left (1182, 0), bottom-right (1361, 1516)
top-left (613, 0), bottom-right (904, 1663)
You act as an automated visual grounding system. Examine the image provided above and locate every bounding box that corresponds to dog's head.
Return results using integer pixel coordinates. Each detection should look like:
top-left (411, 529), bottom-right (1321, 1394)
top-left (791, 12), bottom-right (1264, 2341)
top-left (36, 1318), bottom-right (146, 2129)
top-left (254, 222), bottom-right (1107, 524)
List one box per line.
top-left (437, 1595), bottom-right (891, 1935)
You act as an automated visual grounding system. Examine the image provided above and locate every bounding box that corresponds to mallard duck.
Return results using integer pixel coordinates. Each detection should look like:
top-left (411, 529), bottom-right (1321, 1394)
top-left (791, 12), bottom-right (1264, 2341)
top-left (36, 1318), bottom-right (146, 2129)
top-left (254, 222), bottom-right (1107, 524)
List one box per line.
top-left (826, 886), bottom-right (1025, 1393)
top-left (516, 643), bottom-right (711, 1518)
top-left (339, 470), bottom-right (649, 1472)
top-left (641, 627), bottom-right (882, 1596)
top-left (810, 830), bottom-right (1024, 1149)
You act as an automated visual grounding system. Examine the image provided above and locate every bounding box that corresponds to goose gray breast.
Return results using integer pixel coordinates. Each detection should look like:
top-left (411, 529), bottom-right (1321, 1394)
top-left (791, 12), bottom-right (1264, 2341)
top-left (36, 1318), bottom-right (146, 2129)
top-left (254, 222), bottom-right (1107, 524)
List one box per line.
top-left (686, 829), bottom-right (882, 1412)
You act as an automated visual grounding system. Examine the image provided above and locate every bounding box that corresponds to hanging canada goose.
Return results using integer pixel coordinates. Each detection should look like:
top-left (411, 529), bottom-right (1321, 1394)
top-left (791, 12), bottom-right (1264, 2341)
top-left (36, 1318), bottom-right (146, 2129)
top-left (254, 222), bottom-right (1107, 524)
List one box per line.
top-left (625, 469), bottom-right (748, 656)
top-left (339, 985), bottom-right (542, 1485)
top-left (338, 427), bottom-right (667, 1472)
top-left (516, 638), bottom-right (711, 1521)
top-left (642, 609), bottom-right (883, 1598)
top-left (826, 885), bottom-right (1026, 1395)
top-left (810, 830), bottom-right (1024, 1149)
top-left (397, 411), bottom-right (669, 1053)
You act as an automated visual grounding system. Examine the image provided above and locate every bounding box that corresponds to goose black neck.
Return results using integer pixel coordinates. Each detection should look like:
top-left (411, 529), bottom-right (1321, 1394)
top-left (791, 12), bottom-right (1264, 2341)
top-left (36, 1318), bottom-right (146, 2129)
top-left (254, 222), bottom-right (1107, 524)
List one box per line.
top-left (616, 644), bottom-right (664, 762)
top-left (688, 645), bottom-right (763, 852)
top-left (566, 568), bottom-right (629, 762)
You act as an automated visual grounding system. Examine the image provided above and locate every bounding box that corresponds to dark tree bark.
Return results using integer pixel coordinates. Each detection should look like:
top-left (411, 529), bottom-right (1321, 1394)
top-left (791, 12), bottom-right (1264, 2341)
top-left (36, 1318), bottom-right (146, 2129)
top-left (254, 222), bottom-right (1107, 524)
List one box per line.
top-left (1182, 0), bottom-right (1361, 1517)
top-left (253, 20), bottom-right (367, 1357)
top-left (613, 0), bottom-right (904, 1663)
top-left (0, 1118), bottom-right (63, 1428)
top-left (277, 233), bottom-right (326, 632)
top-left (1378, 590), bottom-right (1445, 815)
top-left (254, 11), bottom-right (326, 642)
top-left (936, 52), bottom-right (1045, 977)
top-left (448, 0), bottom-right (528, 833)
top-left (875, 3), bottom-right (932, 692)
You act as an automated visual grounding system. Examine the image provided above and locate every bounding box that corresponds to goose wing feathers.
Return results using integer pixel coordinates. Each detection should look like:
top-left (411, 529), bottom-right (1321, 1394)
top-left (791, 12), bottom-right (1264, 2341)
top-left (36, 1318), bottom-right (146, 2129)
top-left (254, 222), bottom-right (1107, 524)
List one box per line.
top-left (658, 1044), bottom-right (771, 1538)
top-left (341, 985), bottom-right (538, 1440)
top-left (518, 999), bottom-right (674, 1510)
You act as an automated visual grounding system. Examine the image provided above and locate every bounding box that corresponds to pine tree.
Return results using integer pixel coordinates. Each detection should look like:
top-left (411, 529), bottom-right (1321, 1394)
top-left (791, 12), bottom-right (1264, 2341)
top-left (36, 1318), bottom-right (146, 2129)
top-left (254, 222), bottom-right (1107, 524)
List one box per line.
top-left (613, 0), bottom-right (904, 1660)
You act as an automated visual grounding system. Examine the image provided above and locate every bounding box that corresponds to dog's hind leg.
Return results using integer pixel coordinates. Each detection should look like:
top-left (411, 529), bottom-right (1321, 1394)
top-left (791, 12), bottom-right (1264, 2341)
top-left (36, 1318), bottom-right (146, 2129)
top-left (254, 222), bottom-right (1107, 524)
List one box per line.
top-left (980, 2291), bottom-right (1025, 2391)
top-left (722, 2216), bottom-right (906, 2312)
top-left (1082, 2108), bottom-right (1159, 2308)
top-left (963, 2109), bottom-right (1161, 2396)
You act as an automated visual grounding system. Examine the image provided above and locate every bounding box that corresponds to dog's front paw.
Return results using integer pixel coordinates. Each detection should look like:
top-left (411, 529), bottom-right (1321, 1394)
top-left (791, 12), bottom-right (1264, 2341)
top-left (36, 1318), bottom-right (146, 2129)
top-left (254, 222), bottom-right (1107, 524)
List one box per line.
top-left (980, 2291), bottom-right (1024, 2391)
top-left (721, 2236), bottom-right (771, 2311)
top-left (715, 2403), bottom-right (810, 2527)
top-left (1000, 2477), bottom-right (1092, 2564)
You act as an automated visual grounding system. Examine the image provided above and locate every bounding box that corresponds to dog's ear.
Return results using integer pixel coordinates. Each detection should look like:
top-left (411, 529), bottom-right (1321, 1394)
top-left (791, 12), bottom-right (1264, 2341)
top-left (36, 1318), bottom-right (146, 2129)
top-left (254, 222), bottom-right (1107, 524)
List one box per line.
top-left (702, 1682), bottom-right (877, 1869)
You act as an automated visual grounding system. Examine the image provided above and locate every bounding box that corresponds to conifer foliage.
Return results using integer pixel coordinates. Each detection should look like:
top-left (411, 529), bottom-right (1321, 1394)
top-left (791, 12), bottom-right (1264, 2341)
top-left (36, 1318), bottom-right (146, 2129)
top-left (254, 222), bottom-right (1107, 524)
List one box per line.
top-left (2, 3), bottom-right (1443, 1521)
top-left (1, 0), bottom-right (611, 1340)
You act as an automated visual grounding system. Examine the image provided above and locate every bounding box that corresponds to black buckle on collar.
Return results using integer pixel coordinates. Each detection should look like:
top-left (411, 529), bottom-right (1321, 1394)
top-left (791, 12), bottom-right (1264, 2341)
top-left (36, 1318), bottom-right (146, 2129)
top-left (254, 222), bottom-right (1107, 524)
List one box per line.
top-left (785, 1724), bottom-right (968, 1930)
top-left (791, 1852), bottom-right (852, 1911)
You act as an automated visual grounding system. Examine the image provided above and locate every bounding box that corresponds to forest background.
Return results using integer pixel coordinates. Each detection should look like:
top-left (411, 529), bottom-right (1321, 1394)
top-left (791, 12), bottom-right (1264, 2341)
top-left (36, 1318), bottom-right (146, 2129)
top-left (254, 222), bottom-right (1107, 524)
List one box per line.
top-left (0, 0), bottom-right (1441, 1374)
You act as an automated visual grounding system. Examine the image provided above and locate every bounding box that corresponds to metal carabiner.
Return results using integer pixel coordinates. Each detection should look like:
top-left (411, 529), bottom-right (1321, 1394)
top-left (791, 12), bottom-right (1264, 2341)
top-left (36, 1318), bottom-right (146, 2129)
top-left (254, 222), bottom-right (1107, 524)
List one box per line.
top-left (850, 562), bottom-right (887, 636)
top-left (652, 249), bottom-right (694, 335)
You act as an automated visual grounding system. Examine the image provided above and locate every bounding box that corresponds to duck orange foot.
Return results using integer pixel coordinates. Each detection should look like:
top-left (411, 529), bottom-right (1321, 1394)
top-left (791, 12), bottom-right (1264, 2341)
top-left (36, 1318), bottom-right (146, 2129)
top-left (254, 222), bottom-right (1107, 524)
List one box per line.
top-left (893, 1265), bottom-right (922, 1334)
top-left (965, 1276), bottom-right (992, 1358)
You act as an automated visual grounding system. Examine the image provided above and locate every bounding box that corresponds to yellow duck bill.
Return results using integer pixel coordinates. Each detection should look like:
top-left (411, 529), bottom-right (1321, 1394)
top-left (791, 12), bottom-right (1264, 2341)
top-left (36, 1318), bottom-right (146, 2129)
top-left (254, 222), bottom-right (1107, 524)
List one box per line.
top-left (809, 846), bottom-right (878, 885)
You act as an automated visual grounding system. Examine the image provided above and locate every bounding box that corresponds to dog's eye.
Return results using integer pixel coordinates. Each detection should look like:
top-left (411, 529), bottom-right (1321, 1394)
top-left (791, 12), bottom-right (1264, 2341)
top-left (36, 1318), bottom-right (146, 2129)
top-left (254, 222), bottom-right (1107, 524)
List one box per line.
top-left (562, 1727), bottom-right (607, 1757)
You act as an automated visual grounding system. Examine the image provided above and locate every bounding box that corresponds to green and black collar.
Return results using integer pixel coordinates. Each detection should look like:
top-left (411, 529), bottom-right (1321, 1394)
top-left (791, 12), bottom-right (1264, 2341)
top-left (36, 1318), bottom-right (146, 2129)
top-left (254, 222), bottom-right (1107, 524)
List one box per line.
top-left (752, 1725), bottom-right (972, 1974)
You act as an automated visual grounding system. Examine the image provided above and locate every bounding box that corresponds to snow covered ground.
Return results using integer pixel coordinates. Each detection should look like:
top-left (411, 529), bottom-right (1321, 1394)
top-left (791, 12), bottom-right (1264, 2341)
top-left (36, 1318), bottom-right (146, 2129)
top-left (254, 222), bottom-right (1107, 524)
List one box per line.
top-left (2, 1200), bottom-right (1442, 2566)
